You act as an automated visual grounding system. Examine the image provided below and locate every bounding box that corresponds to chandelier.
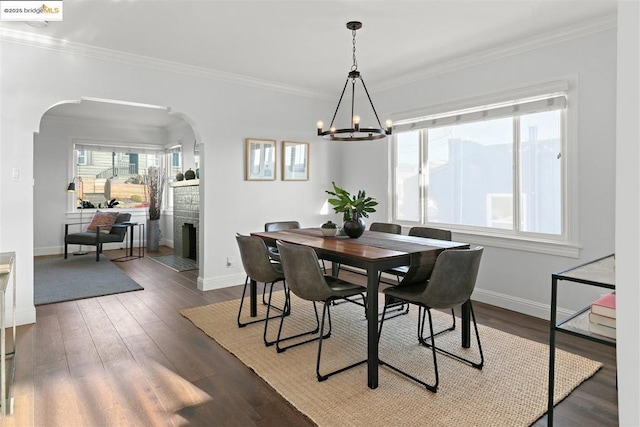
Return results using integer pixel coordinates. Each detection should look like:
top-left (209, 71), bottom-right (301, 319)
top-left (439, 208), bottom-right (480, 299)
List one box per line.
top-left (316, 21), bottom-right (392, 141)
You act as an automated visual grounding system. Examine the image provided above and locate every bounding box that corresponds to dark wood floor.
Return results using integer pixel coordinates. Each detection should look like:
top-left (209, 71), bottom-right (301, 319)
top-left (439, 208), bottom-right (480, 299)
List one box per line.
top-left (2, 247), bottom-right (617, 426)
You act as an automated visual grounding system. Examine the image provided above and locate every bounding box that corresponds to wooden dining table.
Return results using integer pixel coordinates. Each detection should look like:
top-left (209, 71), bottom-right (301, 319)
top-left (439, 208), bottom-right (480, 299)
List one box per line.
top-left (251, 228), bottom-right (470, 389)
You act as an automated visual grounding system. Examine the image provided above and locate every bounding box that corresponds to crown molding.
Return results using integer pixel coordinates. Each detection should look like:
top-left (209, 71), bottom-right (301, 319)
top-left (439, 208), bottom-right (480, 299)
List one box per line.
top-left (374, 14), bottom-right (617, 93)
top-left (0, 27), bottom-right (332, 100)
top-left (1, 14), bottom-right (616, 99)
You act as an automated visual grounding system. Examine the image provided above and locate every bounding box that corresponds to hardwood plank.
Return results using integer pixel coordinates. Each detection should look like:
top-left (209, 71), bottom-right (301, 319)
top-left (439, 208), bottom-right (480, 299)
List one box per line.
top-left (139, 320), bottom-right (217, 382)
top-left (115, 292), bottom-right (162, 325)
top-left (32, 313), bottom-right (65, 368)
top-left (97, 294), bottom-right (146, 338)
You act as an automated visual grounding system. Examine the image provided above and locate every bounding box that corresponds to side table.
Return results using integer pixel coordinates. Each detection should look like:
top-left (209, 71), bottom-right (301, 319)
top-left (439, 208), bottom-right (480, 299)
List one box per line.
top-left (112, 222), bottom-right (145, 262)
top-left (547, 254), bottom-right (615, 426)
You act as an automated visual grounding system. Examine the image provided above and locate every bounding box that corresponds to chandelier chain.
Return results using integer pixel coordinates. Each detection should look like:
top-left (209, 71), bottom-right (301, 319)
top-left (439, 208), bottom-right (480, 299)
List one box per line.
top-left (351, 28), bottom-right (358, 71)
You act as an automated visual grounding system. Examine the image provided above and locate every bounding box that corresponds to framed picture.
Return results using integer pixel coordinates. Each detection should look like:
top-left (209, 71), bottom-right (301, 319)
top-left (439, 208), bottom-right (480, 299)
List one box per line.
top-left (282, 141), bottom-right (309, 181)
top-left (245, 138), bottom-right (277, 180)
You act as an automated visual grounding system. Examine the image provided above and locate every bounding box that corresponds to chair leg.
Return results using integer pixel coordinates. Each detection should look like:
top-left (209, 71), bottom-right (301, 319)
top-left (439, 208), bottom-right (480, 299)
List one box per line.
top-left (417, 307), bottom-right (456, 344)
top-left (96, 246), bottom-right (100, 261)
top-left (64, 242), bottom-right (68, 259)
top-left (237, 276), bottom-right (288, 329)
top-left (418, 303), bottom-right (483, 370)
top-left (275, 300), bottom-right (327, 353)
top-left (378, 302), bottom-right (438, 392)
top-left (264, 286), bottom-right (294, 346)
top-left (317, 300), bottom-right (367, 382)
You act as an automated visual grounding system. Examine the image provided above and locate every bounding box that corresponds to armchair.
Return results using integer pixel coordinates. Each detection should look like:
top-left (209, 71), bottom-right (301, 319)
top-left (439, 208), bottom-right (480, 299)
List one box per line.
top-left (64, 212), bottom-right (132, 261)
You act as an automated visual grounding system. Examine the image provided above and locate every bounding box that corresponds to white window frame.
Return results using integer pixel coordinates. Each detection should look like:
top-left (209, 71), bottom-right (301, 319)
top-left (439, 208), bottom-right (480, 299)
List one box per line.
top-left (389, 79), bottom-right (580, 257)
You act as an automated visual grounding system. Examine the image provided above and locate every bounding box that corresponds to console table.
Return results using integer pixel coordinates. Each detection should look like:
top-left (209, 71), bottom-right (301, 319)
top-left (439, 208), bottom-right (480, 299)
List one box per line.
top-left (0, 252), bottom-right (17, 416)
top-left (547, 254), bottom-right (615, 426)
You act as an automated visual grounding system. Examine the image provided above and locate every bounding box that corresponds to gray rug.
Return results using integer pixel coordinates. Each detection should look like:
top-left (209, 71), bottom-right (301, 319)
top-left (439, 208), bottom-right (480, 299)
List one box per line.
top-left (34, 254), bottom-right (144, 305)
top-left (150, 255), bottom-right (198, 272)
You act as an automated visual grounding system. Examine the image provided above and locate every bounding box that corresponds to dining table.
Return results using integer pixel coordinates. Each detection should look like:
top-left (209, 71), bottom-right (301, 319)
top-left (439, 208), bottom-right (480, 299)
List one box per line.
top-left (251, 227), bottom-right (470, 389)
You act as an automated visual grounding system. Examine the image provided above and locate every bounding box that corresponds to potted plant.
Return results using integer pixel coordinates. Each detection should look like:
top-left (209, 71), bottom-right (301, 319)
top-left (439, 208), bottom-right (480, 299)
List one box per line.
top-left (325, 181), bottom-right (377, 238)
top-left (145, 164), bottom-right (166, 251)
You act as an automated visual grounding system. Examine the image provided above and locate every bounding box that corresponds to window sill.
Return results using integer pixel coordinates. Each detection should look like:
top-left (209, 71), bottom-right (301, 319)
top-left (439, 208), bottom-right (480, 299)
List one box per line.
top-left (397, 223), bottom-right (580, 258)
top-left (454, 231), bottom-right (580, 258)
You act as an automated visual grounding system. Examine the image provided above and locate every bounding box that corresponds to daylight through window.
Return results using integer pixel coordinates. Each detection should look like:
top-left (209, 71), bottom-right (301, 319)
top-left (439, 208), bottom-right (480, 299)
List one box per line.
top-left (71, 143), bottom-right (180, 210)
top-left (392, 92), bottom-right (566, 239)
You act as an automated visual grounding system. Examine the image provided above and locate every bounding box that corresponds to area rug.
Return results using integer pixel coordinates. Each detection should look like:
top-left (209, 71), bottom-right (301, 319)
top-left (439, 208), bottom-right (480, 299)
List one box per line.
top-left (181, 293), bottom-right (602, 427)
top-left (34, 254), bottom-right (144, 305)
top-left (150, 254), bottom-right (198, 272)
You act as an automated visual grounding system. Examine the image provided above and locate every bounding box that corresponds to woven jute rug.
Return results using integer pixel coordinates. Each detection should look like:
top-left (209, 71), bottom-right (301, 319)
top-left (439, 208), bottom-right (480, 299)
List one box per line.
top-left (181, 293), bottom-right (602, 427)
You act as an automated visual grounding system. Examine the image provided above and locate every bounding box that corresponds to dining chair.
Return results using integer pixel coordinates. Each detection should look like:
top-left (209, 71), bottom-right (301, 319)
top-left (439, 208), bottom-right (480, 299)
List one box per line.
top-left (264, 221), bottom-right (301, 261)
top-left (380, 226), bottom-right (454, 319)
top-left (235, 234), bottom-right (290, 347)
top-left (369, 222), bottom-right (402, 234)
top-left (274, 240), bottom-right (367, 381)
top-left (378, 247), bottom-right (485, 392)
top-left (384, 226), bottom-right (453, 281)
top-left (408, 226), bottom-right (452, 241)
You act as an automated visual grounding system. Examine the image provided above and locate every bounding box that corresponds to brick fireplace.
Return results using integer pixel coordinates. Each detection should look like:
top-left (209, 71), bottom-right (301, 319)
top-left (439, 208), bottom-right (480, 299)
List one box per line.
top-left (171, 180), bottom-right (199, 263)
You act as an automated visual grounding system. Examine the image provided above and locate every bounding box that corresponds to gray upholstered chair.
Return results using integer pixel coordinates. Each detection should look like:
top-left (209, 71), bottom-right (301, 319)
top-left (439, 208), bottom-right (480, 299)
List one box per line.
top-left (264, 221), bottom-right (301, 261)
top-left (265, 221), bottom-right (301, 232)
top-left (386, 226), bottom-right (453, 280)
top-left (378, 247), bottom-right (484, 392)
top-left (369, 222), bottom-right (402, 234)
top-left (64, 212), bottom-right (132, 261)
top-left (235, 234), bottom-right (289, 347)
top-left (384, 226), bottom-right (455, 321)
top-left (408, 226), bottom-right (452, 241)
top-left (275, 240), bottom-right (367, 381)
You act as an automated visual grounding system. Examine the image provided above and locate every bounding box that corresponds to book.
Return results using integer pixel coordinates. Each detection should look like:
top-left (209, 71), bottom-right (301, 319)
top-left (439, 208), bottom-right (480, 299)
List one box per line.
top-left (590, 293), bottom-right (616, 319)
top-left (0, 262), bottom-right (10, 274)
top-left (589, 311), bottom-right (616, 328)
top-left (589, 320), bottom-right (616, 339)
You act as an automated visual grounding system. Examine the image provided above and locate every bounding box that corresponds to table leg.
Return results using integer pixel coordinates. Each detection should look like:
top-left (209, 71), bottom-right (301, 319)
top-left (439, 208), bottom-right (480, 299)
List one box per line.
top-left (366, 265), bottom-right (379, 389)
top-left (129, 224), bottom-right (134, 257)
top-left (331, 262), bottom-right (339, 277)
top-left (462, 300), bottom-right (471, 348)
top-left (250, 278), bottom-right (258, 317)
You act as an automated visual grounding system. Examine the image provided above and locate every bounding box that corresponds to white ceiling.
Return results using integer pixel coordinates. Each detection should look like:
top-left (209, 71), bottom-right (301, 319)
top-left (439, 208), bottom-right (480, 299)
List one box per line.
top-left (1, 0), bottom-right (617, 126)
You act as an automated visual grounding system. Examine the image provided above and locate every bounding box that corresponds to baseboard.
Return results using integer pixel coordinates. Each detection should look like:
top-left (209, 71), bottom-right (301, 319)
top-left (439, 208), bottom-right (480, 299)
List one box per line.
top-left (7, 307), bottom-right (36, 326)
top-left (198, 273), bottom-right (246, 291)
top-left (35, 240), bottom-right (167, 257)
top-left (34, 246), bottom-right (62, 256)
top-left (472, 288), bottom-right (572, 321)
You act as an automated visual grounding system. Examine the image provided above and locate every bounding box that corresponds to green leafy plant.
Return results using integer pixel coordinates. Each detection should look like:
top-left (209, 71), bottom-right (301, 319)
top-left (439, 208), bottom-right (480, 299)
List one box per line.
top-left (325, 181), bottom-right (378, 221)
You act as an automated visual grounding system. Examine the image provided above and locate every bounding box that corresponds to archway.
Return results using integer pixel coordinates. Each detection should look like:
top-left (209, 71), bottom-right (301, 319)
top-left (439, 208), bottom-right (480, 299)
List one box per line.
top-left (33, 97), bottom-right (203, 300)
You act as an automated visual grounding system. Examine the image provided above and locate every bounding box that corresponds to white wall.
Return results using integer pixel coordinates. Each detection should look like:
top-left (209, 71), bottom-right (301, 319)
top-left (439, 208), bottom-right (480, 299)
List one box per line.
top-left (615, 1), bottom-right (640, 424)
top-left (341, 28), bottom-right (618, 317)
top-left (0, 39), bottom-right (339, 325)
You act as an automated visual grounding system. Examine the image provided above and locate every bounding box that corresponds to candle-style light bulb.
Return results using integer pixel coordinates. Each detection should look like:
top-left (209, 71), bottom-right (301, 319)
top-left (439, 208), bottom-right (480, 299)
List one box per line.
top-left (317, 120), bottom-right (324, 135)
top-left (353, 115), bottom-right (360, 131)
top-left (385, 119), bottom-right (393, 133)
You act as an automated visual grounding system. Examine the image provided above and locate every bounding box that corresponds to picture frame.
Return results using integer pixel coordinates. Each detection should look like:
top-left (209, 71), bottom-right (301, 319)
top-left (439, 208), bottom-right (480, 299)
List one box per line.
top-left (282, 141), bottom-right (309, 181)
top-left (245, 138), bottom-right (277, 180)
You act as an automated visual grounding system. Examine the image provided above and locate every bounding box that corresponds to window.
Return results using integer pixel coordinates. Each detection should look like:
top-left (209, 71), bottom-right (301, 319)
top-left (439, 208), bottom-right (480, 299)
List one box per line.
top-left (76, 149), bottom-right (87, 165)
top-left (71, 142), bottom-right (178, 210)
top-left (392, 91), bottom-right (566, 241)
